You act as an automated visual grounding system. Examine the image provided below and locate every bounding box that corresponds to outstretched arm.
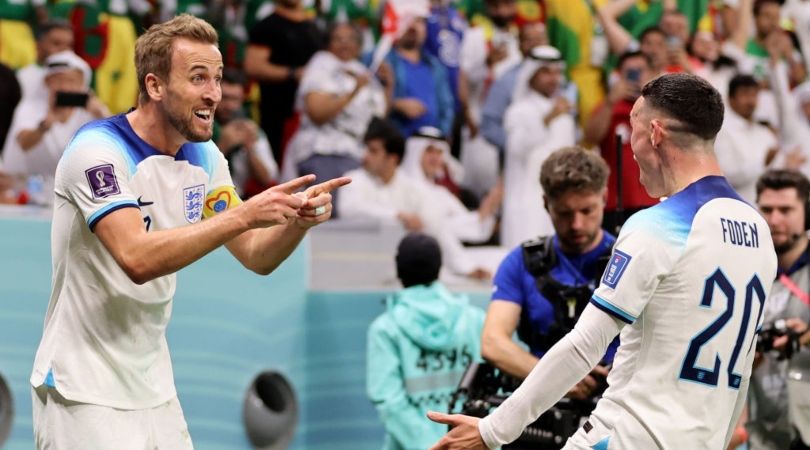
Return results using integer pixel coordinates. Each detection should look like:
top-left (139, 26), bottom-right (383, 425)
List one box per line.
top-left (225, 176), bottom-right (351, 275)
top-left (428, 304), bottom-right (623, 449)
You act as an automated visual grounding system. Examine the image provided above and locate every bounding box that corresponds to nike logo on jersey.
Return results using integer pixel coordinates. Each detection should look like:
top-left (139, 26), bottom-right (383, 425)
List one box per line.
top-left (137, 196), bottom-right (154, 207)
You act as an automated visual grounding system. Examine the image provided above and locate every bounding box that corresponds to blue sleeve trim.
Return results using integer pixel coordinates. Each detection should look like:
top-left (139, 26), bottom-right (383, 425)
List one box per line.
top-left (44, 368), bottom-right (55, 388)
top-left (87, 200), bottom-right (139, 231)
top-left (590, 295), bottom-right (636, 325)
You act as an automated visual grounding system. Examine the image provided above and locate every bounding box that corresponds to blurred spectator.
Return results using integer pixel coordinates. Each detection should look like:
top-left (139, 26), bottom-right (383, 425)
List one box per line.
top-left (0, 61), bottom-right (20, 151)
top-left (715, 74), bottom-right (778, 203)
top-left (749, 169), bottom-right (810, 450)
top-left (425, 0), bottom-right (467, 111)
top-left (726, 0), bottom-right (801, 128)
top-left (366, 232), bottom-right (485, 450)
top-left (402, 126), bottom-right (502, 244)
top-left (599, 0), bottom-right (678, 75)
top-left (688, 29), bottom-right (738, 98)
top-left (0, 0), bottom-right (46, 69)
top-left (385, 2), bottom-right (454, 138)
top-left (338, 117), bottom-right (491, 279)
top-left (459, 0), bottom-right (520, 137)
top-left (785, 0), bottom-right (810, 75)
top-left (283, 22), bottom-right (388, 190)
top-left (17, 19), bottom-right (73, 103)
top-left (456, 0), bottom-right (520, 202)
top-left (214, 68), bottom-right (278, 198)
top-left (245, 0), bottom-right (323, 164)
top-left (584, 51), bottom-right (657, 233)
top-left (769, 50), bottom-right (810, 177)
top-left (480, 22), bottom-right (547, 154)
top-left (2, 50), bottom-right (108, 196)
top-left (501, 46), bottom-right (575, 248)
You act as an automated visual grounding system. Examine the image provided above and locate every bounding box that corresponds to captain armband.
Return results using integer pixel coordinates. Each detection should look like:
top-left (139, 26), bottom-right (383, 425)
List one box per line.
top-left (203, 186), bottom-right (243, 218)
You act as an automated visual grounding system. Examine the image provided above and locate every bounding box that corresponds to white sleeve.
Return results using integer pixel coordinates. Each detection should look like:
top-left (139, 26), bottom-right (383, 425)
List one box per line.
top-left (590, 215), bottom-right (677, 324)
top-left (478, 305), bottom-right (624, 448)
top-left (460, 28), bottom-right (488, 86)
top-left (336, 172), bottom-right (400, 222)
top-left (56, 131), bottom-right (138, 230)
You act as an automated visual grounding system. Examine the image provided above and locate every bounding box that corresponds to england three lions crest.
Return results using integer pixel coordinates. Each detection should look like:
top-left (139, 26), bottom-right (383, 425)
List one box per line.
top-left (183, 185), bottom-right (205, 223)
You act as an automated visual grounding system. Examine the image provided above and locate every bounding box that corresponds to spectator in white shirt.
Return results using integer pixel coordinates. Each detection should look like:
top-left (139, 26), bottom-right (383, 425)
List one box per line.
top-left (283, 22), bottom-right (388, 185)
top-left (501, 45), bottom-right (576, 248)
top-left (714, 74), bottom-right (778, 203)
top-left (339, 118), bottom-right (491, 280)
top-left (2, 50), bottom-right (108, 196)
top-left (17, 19), bottom-right (74, 104)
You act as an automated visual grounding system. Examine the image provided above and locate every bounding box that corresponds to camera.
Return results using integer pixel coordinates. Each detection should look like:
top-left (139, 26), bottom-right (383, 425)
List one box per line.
top-left (449, 362), bottom-right (606, 448)
top-left (55, 91), bottom-right (89, 108)
top-left (757, 319), bottom-right (802, 360)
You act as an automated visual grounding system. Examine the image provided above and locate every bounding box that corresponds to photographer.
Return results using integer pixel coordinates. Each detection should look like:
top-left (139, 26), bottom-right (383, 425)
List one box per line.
top-left (480, 146), bottom-right (616, 448)
top-left (749, 169), bottom-right (810, 450)
top-left (2, 50), bottom-right (108, 192)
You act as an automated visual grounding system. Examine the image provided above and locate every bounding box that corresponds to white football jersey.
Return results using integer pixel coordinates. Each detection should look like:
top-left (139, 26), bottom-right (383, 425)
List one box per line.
top-left (31, 113), bottom-right (239, 409)
top-left (589, 176), bottom-right (777, 449)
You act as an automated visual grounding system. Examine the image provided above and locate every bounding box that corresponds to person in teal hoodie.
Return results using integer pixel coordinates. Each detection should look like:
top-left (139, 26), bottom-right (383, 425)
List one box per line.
top-left (367, 233), bottom-right (486, 450)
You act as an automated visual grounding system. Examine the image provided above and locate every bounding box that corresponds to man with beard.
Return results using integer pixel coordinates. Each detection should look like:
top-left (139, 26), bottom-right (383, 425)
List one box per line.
top-left (714, 74), bottom-right (779, 204)
top-left (747, 169), bottom-right (810, 450)
top-left (479, 146), bottom-right (616, 449)
top-left (384, 0), bottom-right (454, 138)
top-left (29, 15), bottom-right (348, 449)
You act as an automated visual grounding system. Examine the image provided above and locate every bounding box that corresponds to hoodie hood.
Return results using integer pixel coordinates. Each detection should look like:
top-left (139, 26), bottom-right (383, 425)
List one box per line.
top-left (386, 282), bottom-right (471, 351)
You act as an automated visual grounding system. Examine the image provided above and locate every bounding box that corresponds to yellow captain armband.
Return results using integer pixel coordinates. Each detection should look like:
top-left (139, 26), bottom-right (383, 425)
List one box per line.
top-left (203, 186), bottom-right (243, 218)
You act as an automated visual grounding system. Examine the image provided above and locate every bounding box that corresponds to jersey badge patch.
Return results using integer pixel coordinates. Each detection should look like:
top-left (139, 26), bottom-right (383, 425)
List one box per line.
top-left (85, 164), bottom-right (120, 199)
top-left (203, 186), bottom-right (243, 219)
top-left (183, 184), bottom-right (205, 223)
top-left (602, 250), bottom-right (631, 289)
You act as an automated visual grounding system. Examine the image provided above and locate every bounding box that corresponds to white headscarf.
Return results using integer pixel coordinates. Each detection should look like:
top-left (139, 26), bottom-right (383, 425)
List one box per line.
top-left (401, 127), bottom-right (464, 188)
top-left (511, 45), bottom-right (565, 101)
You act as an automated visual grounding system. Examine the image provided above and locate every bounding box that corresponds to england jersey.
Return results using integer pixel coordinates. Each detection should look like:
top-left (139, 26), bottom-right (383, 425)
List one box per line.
top-left (31, 113), bottom-right (241, 409)
top-left (589, 176), bottom-right (777, 449)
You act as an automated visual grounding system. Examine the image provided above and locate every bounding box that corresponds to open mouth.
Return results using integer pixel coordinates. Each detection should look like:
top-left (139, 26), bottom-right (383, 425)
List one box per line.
top-left (193, 109), bottom-right (212, 123)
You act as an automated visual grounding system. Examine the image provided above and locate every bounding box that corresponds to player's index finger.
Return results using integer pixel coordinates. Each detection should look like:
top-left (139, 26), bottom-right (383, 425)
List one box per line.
top-left (309, 176), bottom-right (352, 196)
top-left (276, 174), bottom-right (316, 194)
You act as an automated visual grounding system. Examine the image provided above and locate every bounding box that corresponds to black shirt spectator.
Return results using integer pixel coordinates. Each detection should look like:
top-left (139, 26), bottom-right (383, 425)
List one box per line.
top-left (0, 62), bottom-right (21, 152)
top-left (246, 2), bottom-right (323, 165)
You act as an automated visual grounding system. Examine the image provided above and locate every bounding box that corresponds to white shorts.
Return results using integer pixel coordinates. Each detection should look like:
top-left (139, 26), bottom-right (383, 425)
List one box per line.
top-left (31, 385), bottom-right (194, 450)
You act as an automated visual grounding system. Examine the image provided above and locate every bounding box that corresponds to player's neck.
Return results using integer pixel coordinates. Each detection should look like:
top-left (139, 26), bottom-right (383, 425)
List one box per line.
top-left (779, 237), bottom-right (809, 272)
top-left (127, 105), bottom-right (186, 156)
top-left (662, 145), bottom-right (722, 196)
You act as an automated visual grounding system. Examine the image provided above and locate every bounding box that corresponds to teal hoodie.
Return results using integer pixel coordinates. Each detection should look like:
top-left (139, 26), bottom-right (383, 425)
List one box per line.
top-left (366, 282), bottom-right (485, 450)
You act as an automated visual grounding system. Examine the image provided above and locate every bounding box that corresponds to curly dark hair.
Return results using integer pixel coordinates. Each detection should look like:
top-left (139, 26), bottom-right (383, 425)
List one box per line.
top-left (540, 146), bottom-right (610, 199)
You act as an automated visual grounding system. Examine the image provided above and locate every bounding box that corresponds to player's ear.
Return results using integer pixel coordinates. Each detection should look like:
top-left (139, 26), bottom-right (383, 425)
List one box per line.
top-left (543, 194), bottom-right (550, 213)
top-left (145, 73), bottom-right (163, 101)
top-left (650, 119), bottom-right (665, 149)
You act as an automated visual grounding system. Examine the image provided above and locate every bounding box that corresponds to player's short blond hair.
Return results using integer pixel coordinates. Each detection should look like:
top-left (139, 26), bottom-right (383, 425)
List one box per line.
top-left (540, 146), bottom-right (610, 199)
top-left (134, 14), bottom-right (219, 103)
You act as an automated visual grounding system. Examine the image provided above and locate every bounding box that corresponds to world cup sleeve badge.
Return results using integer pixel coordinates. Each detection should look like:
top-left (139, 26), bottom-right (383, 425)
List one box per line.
top-left (183, 184), bottom-right (205, 223)
top-left (203, 186), bottom-right (243, 219)
top-left (602, 250), bottom-right (632, 289)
